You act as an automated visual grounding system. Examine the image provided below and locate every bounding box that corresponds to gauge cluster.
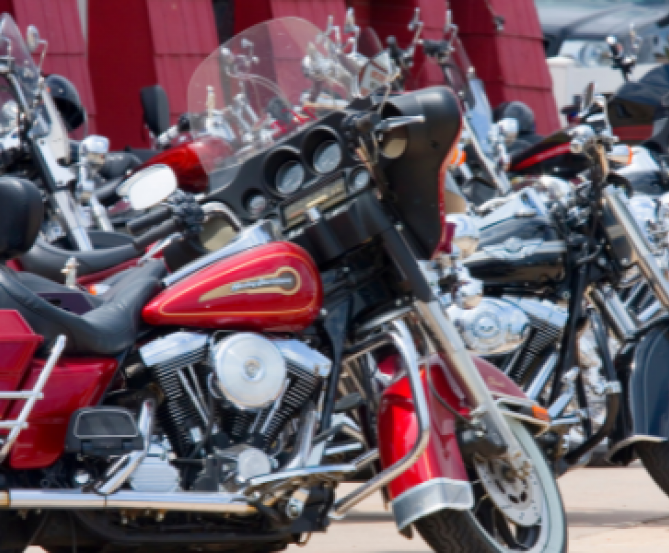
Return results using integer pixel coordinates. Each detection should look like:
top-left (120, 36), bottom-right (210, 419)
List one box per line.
top-left (207, 111), bottom-right (373, 232)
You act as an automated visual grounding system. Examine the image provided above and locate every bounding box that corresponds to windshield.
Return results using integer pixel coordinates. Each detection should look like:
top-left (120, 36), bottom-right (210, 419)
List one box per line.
top-left (188, 17), bottom-right (361, 175)
top-left (0, 14), bottom-right (39, 105)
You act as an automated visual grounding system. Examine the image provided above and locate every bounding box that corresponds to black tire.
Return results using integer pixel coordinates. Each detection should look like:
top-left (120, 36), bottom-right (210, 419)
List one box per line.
top-left (415, 417), bottom-right (567, 553)
top-left (637, 441), bottom-right (669, 495)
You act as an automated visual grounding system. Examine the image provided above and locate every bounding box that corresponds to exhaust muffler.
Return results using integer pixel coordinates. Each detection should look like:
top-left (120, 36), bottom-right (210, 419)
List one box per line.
top-left (0, 489), bottom-right (256, 515)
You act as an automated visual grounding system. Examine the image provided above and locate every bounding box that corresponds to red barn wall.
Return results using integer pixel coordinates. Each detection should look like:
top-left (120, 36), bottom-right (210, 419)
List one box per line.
top-left (450, 0), bottom-right (559, 134)
top-left (89, 0), bottom-right (218, 149)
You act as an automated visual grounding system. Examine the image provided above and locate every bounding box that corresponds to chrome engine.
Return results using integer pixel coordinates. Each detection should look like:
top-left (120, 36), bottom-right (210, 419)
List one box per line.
top-left (450, 295), bottom-right (569, 385)
top-left (135, 332), bottom-right (331, 492)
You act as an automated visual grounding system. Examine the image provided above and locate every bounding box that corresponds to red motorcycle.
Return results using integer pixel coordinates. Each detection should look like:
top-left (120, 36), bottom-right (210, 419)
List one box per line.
top-left (0, 18), bottom-right (566, 553)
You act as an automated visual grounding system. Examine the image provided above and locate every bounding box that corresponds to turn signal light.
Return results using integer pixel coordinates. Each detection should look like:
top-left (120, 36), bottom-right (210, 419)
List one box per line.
top-left (531, 405), bottom-right (551, 422)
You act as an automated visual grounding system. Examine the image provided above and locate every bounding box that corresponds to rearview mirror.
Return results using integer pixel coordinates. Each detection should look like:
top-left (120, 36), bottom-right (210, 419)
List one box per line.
top-left (26, 25), bottom-right (41, 53)
top-left (140, 85), bottom-right (171, 136)
top-left (117, 164), bottom-right (177, 210)
top-left (578, 82), bottom-right (595, 119)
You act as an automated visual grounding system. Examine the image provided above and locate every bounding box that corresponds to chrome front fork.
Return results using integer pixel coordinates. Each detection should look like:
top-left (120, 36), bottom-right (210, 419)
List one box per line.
top-left (50, 190), bottom-right (93, 251)
top-left (415, 300), bottom-right (532, 475)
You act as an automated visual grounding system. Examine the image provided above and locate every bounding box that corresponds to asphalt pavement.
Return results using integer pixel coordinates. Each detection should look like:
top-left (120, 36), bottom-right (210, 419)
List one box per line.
top-left (24, 462), bottom-right (669, 552)
top-left (297, 463), bottom-right (669, 553)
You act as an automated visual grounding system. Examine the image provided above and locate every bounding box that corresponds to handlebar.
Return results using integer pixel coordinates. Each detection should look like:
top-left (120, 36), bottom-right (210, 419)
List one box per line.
top-left (132, 217), bottom-right (181, 250)
top-left (127, 204), bottom-right (173, 235)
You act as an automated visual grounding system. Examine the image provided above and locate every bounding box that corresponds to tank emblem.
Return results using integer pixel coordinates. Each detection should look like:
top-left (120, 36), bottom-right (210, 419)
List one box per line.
top-left (198, 267), bottom-right (301, 302)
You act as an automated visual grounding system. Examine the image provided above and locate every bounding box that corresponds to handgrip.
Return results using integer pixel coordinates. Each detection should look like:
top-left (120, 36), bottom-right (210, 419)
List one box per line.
top-left (127, 205), bottom-right (173, 236)
top-left (133, 218), bottom-right (180, 250)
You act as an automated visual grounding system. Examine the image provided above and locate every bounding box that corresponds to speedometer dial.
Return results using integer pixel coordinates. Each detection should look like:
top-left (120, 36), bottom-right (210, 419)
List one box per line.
top-left (275, 161), bottom-right (304, 195)
top-left (313, 141), bottom-right (342, 174)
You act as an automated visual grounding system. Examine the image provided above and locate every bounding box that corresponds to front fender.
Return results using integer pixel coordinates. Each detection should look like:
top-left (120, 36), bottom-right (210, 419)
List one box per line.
top-left (377, 353), bottom-right (543, 530)
top-left (609, 323), bottom-right (669, 463)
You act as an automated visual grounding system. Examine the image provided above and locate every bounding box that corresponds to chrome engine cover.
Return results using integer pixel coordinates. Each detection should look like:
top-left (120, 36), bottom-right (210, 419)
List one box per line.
top-left (129, 442), bottom-right (181, 493)
top-left (448, 298), bottom-right (530, 355)
top-left (210, 333), bottom-right (287, 410)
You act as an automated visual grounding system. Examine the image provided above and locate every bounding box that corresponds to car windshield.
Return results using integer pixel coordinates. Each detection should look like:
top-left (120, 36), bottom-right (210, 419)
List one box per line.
top-left (187, 17), bottom-right (393, 176)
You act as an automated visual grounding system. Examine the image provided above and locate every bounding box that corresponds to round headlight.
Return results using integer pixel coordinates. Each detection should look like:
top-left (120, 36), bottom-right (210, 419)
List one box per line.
top-left (313, 141), bottom-right (342, 174)
top-left (276, 160), bottom-right (304, 195)
top-left (447, 214), bottom-right (480, 259)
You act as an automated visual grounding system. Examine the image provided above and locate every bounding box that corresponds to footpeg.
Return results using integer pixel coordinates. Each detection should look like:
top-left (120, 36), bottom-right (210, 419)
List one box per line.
top-left (65, 407), bottom-right (143, 457)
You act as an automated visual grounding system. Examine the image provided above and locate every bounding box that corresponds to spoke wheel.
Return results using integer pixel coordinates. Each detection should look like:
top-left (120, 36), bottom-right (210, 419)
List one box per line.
top-left (414, 416), bottom-right (567, 553)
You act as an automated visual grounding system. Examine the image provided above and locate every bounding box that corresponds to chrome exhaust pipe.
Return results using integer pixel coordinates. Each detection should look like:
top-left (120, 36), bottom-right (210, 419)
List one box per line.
top-left (0, 489), bottom-right (256, 515)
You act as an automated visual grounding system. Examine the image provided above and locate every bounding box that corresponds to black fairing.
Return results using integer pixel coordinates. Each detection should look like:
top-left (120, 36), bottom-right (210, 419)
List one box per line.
top-left (383, 87), bottom-right (461, 258)
top-left (0, 176), bottom-right (43, 261)
top-left (627, 324), bottom-right (669, 439)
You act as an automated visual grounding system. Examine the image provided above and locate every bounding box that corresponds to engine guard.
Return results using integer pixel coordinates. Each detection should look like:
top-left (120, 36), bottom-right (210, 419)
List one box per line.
top-left (377, 353), bottom-right (549, 531)
top-left (608, 323), bottom-right (669, 464)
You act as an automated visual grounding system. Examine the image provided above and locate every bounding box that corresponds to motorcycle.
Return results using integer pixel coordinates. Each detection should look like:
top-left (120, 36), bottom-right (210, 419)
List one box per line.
top-left (0, 17), bottom-right (566, 553)
top-left (449, 86), bottom-right (669, 492)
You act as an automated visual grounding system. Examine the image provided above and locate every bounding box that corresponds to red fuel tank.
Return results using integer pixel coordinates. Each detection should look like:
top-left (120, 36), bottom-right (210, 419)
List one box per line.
top-left (142, 242), bottom-right (323, 332)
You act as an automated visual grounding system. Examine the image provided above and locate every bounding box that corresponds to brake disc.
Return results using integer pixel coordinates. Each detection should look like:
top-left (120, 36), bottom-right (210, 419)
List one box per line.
top-left (473, 456), bottom-right (543, 527)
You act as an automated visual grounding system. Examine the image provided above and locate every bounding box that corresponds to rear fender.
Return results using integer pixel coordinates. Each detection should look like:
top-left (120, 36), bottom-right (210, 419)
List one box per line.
top-left (377, 352), bottom-right (547, 530)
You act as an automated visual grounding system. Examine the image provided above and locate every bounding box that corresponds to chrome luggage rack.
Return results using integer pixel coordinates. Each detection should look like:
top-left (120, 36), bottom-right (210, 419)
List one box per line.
top-left (0, 335), bottom-right (66, 462)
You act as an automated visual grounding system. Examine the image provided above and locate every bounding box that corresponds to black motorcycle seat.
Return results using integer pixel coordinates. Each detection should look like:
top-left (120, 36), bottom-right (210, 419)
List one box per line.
top-left (20, 235), bottom-right (140, 284)
top-left (0, 260), bottom-right (166, 355)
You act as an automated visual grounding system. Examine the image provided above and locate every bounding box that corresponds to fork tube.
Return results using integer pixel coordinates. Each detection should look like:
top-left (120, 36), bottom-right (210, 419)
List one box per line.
top-left (414, 300), bottom-right (528, 472)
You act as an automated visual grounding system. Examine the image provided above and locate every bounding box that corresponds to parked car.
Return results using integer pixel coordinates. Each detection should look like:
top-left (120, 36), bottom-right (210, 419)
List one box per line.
top-left (536, 0), bottom-right (669, 66)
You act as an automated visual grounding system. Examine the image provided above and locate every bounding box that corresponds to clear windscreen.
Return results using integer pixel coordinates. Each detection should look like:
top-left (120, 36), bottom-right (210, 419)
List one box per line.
top-left (188, 17), bottom-right (356, 176)
top-left (0, 15), bottom-right (39, 105)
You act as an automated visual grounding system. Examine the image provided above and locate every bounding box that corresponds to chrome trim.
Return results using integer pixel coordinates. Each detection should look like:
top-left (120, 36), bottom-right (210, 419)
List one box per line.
top-left (139, 332), bottom-right (208, 367)
top-left (391, 477), bottom-right (474, 531)
top-left (202, 201), bottom-right (243, 232)
top-left (284, 405), bottom-right (318, 470)
top-left (415, 300), bottom-right (530, 475)
top-left (51, 190), bottom-right (93, 251)
top-left (163, 220), bottom-right (280, 287)
top-left (466, 241), bottom-right (566, 266)
top-left (638, 300), bottom-right (662, 324)
top-left (273, 339), bottom-right (332, 378)
top-left (325, 443), bottom-right (363, 456)
top-left (333, 320), bottom-right (430, 516)
top-left (0, 336), bottom-right (66, 462)
top-left (73, 408), bottom-right (138, 439)
top-left (590, 287), bottom-right (637, 341)
top-left (503, 296), bottom-right (568, 330)
top-left (4, 489), bottom-right (255, 515)
top-left (605, 435), bottom-right (665, 461)
top-left (602, 185), bottom-right (669, 309)
top-left (482, 238), bottom-right (544, 260)
top-left (95, 399), bottom-right (155, 495)
top-left (526, 352), bottom-right (559, 401)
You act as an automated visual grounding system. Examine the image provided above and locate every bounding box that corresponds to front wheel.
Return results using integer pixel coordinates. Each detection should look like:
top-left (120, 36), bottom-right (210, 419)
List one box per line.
top-left (415, 417), bottom-right (567, 552)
